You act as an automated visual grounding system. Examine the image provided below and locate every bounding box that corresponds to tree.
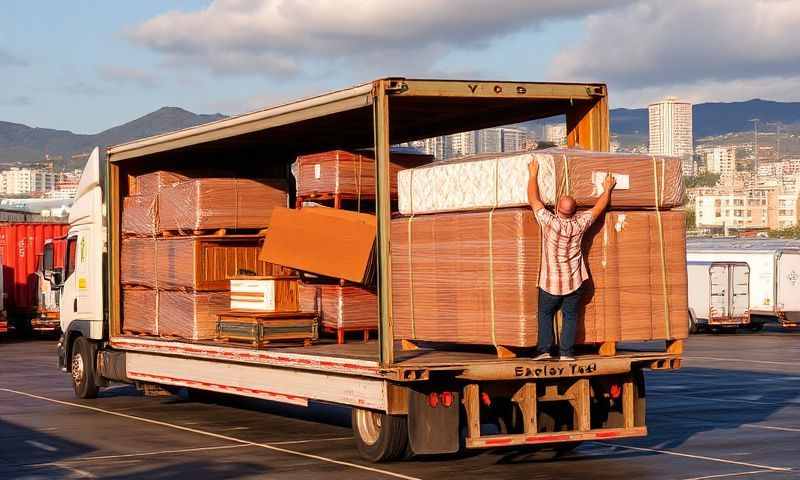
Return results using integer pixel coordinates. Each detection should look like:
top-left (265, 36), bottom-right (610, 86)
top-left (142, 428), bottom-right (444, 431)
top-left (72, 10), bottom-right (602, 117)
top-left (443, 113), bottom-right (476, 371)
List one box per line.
top-left (684, 172), bottom-right (720, 188)
top-left (768, 225), bottom-right (800, 239)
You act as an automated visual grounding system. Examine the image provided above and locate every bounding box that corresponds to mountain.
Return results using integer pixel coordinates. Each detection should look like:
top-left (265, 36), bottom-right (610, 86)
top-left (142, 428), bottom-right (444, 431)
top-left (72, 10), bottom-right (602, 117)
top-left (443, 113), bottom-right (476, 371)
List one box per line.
top-left (0, 107), bottom-right (226, 168)
top-left (523, 99), bottom-right (800, 141)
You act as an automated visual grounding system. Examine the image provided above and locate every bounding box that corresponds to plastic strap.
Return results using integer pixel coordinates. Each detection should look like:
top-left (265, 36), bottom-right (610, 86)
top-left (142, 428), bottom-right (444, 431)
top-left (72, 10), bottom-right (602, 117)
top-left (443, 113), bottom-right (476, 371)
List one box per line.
top-left (407, 169), bottom-right (416, 339)
top-left (487, 159), bottom-right (499, 347)
top-left (651, 156), bottom-right (671, 338)
top-left (356, 153), bottom-right (363, 213)
top-left (557, 152), bottom-right (571, 199)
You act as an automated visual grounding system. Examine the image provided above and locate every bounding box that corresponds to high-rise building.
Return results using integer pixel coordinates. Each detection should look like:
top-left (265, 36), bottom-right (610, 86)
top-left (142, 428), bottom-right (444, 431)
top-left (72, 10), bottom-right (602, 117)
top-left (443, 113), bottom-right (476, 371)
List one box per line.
top-left (0, 168), bottom-right (57, 195)
top-left (702, 146), bottom-right (736, 175)
top-left (446, 131), bottom-right (477, 158)
top-left (420, 136), bottom-right (446, 160)
top-left (476, 128), bottom-right (502, 154)
top-left (544, 124), bottom-right (567, 146)
top-left (649, 97), bottom-right (693, 158)
top-left (501, 127), bottom-right (528, 153)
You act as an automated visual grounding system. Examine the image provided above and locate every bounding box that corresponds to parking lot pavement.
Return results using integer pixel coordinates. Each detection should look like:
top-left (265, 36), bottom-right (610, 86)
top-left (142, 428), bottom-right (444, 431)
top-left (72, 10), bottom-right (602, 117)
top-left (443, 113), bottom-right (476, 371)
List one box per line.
top-left (1, 329), bottom-right (798, 479)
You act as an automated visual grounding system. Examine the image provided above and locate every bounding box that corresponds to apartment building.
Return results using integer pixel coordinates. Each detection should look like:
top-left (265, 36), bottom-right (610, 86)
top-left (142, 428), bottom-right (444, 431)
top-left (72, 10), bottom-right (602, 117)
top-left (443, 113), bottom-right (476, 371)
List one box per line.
top-left (694, 187), bottom-right (799, 230)
top-left (649, 97), bottom-right (693, 158)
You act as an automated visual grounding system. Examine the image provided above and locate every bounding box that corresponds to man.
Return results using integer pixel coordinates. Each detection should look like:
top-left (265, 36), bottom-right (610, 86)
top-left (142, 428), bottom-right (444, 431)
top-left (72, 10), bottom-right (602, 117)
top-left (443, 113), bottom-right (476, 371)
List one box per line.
top-left (527, 160), bottom-right (616, 361)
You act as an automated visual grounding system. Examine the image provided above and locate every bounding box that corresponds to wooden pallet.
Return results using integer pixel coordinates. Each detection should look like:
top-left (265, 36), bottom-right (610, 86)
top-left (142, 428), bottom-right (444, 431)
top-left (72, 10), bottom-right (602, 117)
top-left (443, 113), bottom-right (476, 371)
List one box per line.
top-left (161, 228), bottom-right (269, 237)
top-left (322, 325), bottom-right (376, 345)
top-left (216, 310), bottom-right (318, 348)
top-left (591, 339), bottom-right (684, 357)
top-left (399, 339), bottom-right (530, 359)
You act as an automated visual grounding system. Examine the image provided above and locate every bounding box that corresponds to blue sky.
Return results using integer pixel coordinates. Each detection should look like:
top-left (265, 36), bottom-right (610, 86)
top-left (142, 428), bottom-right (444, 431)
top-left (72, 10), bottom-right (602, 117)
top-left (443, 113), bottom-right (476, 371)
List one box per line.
top-left (2, 1), bottom-right (798, 133)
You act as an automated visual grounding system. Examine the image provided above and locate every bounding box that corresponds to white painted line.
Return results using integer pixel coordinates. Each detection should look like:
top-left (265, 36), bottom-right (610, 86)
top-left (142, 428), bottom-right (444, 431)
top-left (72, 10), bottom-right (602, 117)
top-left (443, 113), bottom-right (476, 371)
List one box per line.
top-left (269, 436), bottom-right (353, 445)
top-left (0, 388), bottom-right (420, 480)
top-left (50, 464), bottom-right (96, 478)
top-left (682, 356), bottom-right (800, 367)
top-left (29, 444), bottom-right (251, 465)
top-left (679, 470), bottom-right (777, 480)
top-left (655, 392), bottom-right (784, 406)
top-left (25, 440), bottom-right (58, 452)
top-left (742, 424), bottom-right (800, 433)
top-left (593, 442), bottom-right (792, 472)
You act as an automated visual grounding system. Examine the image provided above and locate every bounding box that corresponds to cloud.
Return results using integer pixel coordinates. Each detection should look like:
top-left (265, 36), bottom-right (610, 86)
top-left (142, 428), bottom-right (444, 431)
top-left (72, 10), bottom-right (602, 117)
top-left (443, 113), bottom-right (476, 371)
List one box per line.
top-left (0, 48), bottom-right (28, 67)
top-left (62, 81), bottom-right (106, 96)
top-left (0, 95), bottom-right (32, 106)
top-left (98, 65), bottom-right (159, 88)
top-left (550, 0), bottom-right (800, 105)
top-left (127, 0), bottom-right (633, 77)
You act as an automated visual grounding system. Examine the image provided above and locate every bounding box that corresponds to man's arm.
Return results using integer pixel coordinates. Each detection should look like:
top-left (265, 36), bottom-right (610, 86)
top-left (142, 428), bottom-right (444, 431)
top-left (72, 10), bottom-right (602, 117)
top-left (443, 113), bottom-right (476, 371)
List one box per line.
top-left (589, 173), bottom-right (617, 220)
top-left (527, 160), bottom-right (545, 211)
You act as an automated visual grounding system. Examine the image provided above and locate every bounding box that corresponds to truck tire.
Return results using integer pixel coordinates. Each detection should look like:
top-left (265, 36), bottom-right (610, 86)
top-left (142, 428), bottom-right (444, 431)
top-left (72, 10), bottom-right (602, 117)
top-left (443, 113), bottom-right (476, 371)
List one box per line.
top-left (352, 407), bottom-right (409, 462)
top-left (71, 337), bottom-right (99, 399)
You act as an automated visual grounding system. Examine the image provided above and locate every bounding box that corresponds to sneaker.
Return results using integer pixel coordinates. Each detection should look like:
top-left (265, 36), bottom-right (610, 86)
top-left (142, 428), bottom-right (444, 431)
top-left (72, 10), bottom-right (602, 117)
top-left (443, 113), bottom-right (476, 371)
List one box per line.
top-left (558, 355), bottom-right (576, 362)
top-left (532, 352), bottom-right (552, 361)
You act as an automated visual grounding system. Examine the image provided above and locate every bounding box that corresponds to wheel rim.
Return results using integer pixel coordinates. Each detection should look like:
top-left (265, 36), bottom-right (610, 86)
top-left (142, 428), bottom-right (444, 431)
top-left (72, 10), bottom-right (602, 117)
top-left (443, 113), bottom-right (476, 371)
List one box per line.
top-left (355, 409), bottom-right (382, 446)
top-left (71, 351), bottom-right (84, 386)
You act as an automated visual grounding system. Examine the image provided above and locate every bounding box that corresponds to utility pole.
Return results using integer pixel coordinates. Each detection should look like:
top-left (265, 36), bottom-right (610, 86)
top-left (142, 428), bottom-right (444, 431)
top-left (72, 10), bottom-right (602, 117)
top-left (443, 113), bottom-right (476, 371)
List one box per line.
top-left (750, 118), bottom-right (760, 175)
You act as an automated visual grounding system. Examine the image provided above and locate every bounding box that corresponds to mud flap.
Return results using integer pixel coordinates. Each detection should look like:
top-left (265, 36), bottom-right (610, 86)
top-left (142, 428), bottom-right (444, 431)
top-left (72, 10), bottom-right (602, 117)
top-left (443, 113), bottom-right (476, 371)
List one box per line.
top-left (407, 387), bottom-right (460, 454)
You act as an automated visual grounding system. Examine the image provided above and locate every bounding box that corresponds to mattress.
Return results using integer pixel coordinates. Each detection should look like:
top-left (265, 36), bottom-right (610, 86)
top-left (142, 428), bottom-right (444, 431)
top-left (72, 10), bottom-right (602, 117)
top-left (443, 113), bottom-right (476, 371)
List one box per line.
top-left (397, 148), bottom-right (684, 215)
top-left (390, 208), bottom-right (688, 347)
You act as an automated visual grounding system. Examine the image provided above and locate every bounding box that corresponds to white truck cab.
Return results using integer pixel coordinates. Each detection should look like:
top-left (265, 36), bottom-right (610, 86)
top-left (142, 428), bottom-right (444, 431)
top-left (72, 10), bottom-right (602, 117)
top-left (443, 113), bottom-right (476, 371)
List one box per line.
top-left (57, 147), bottom-right (106, 376)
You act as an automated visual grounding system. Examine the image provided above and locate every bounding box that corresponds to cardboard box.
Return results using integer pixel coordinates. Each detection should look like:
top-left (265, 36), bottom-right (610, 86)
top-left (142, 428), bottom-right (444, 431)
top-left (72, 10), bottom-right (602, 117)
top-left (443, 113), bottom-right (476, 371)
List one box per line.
top-left (259, 206), bottom-right (376, 284)
top-left (229, 276), bottom-right (300, 312)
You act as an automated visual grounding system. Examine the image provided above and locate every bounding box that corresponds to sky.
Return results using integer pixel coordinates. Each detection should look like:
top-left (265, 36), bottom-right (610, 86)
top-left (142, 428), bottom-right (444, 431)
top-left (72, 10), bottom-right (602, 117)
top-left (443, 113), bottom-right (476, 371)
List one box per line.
top-left (1, 0), bottom-right (799, 133)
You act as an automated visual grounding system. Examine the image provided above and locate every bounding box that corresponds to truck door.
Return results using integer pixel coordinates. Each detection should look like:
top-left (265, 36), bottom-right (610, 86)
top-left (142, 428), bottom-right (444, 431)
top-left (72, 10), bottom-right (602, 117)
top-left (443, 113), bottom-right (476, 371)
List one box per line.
top-left (709, 264), bottom-right (729, 321)
top-left (730, 264), bottom-right (749, 319)
top-left (60, 147), bottom-right (105, 339)
top-left (776, 252), bottom-right (800, 322)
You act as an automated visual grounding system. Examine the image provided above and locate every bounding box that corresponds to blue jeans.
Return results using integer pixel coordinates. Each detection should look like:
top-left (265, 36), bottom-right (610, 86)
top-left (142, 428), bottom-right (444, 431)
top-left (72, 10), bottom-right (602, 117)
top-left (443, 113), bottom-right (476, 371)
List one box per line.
top-left (537, 285), bottom-right (584, 357)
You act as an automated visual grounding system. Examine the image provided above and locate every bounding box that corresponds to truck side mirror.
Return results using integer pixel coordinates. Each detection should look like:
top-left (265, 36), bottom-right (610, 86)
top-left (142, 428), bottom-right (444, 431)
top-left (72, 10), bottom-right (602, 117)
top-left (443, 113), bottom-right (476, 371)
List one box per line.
top-left (50, 268), bottom-right (63, 288)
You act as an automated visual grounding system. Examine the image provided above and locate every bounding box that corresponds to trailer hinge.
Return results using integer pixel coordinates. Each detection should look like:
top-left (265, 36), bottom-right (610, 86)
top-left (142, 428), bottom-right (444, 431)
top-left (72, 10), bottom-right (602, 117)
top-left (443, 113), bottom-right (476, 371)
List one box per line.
top-left (385, 78), bottom-right (409, 94)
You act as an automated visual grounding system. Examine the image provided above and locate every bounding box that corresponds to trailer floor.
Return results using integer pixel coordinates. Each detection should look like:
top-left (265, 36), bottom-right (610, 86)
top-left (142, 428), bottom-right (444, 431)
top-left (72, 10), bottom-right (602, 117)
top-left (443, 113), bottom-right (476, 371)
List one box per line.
top-left (1, 327), bottom-right (799, 479)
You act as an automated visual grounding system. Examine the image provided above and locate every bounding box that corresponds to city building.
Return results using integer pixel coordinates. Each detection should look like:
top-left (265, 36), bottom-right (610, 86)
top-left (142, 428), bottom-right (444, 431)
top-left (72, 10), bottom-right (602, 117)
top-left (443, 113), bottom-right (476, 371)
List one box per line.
top-left (476, 128), bottom-right (502, 154)
top-left (500, 127), bottom-right (528, 153)
top-left (0, 167), bottom-right (57, 195)
top-left (648, 97), bottom-right (693, 158)
top-left (701, 146), bottom-right (736, 175)
top-left (693, 187), bottom-right (799, 231)
top-left (445, 131), bottom-right (477, 158)
top-left (544, 123), bottom-right (567, 146)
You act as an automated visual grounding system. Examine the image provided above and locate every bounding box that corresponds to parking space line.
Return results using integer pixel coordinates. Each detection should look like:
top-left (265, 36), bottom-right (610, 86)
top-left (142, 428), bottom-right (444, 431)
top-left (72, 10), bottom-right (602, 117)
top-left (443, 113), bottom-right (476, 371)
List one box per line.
top-left (679, 470), bottom-right (777, 480)
top-left (742, 424), bottom-right (800, 433)
top-left (25, 440), bottom-right (58, 452)
top-left (0, 388), bottom-right (421, 480)
top-left (28, 444), bottom-right (252, 465)
top-left (593, 442), bottom-right (792, 472)
top-left (653, 392), bottom-right (786, 406)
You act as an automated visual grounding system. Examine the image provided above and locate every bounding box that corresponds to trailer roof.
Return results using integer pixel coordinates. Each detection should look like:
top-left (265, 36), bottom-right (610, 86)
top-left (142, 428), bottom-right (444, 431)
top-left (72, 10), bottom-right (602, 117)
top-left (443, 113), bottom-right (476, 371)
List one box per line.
top-left (106, 78), bottom-right (606, 164)
top-left (687, 238), bottom-right (800, 253)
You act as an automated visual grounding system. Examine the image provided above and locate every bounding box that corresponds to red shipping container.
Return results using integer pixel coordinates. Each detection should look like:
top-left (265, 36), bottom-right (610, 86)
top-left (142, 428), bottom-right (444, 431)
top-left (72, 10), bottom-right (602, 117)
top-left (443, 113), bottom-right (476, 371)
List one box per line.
top-left (0, 223), bottom-right (69, 315)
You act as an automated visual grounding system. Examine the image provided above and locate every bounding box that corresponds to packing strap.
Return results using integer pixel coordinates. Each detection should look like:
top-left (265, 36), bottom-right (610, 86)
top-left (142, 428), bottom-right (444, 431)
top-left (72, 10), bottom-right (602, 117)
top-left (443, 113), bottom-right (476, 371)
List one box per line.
top-left (407, 169), bottom-right (416, 339)
top-left (557, 152), bottom-right (572, 199)
top-left (651, 155), bottom-right (671, 339)
top-left (487, 159), bottom-right (501, 347)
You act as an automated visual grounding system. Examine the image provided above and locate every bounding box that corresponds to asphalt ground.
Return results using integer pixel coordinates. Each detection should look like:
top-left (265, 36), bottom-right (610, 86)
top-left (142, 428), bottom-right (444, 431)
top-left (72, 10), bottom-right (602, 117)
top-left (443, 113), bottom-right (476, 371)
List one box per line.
top-left (1, 327), bottom-right (799, 479)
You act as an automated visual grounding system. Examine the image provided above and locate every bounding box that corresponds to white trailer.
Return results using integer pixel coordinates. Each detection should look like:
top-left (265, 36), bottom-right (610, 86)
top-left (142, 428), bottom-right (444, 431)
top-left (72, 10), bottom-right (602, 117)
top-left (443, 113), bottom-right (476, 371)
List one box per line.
top-left (687, 239), bottom-right (800, 326)
top-left (686, 261), bottom-right (751, 332)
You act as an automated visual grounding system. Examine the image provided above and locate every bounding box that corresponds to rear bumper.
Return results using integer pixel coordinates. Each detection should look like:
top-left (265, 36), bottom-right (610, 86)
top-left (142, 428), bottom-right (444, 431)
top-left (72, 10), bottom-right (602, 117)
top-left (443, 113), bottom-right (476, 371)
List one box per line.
top-left (466, 426), bottom-right (648, 449)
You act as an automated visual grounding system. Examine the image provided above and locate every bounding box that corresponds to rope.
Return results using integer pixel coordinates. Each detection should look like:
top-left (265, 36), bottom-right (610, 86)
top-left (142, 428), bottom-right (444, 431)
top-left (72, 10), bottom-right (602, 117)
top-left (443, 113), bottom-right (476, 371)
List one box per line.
top-left (487, 158), bottom-right (500, 347)
top-left (651, 156), bottom-right (671, 339)
top-left (557, 152), bottom-right (571, 198)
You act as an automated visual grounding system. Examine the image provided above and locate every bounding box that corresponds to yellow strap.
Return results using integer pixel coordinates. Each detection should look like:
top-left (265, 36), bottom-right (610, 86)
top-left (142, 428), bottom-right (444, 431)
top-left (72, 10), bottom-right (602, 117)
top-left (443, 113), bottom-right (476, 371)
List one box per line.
top-left (488, 209), bottom-right (497, 347)
top-left (407, 215), bottom-right (415, 339)
top-left (557, 152), bottom-right (571, 199)
top-left (651, 156), bottom-right (671, 338)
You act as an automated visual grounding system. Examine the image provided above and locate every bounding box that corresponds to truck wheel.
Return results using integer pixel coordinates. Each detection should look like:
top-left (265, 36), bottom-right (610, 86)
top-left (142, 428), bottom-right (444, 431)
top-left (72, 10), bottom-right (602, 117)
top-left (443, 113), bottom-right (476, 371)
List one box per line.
top-left (688, 312), bottom-right (699, 334)
top-left (71, 337), bottom-right (99, 399)
top-left (747, 322), bottom-right (764, 332)
top-left (352, 408), bottom-right (408, 462)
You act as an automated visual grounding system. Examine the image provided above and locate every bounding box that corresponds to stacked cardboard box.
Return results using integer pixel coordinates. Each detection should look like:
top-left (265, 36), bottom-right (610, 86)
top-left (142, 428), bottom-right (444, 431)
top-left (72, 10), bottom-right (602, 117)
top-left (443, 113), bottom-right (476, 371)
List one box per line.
top-left (319, 285), bottom-right (378, 332)
top-left (391, 149), bottom-right (688, 349)
top-left (294, 150), bottom-right (432, 199)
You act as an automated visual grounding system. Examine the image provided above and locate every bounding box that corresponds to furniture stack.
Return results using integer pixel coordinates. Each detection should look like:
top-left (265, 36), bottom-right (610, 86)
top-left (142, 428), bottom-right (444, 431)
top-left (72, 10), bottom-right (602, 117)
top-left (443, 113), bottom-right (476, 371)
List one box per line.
top-left (391, 148), bottom-right (688, 354)
top-left (120, 170), bottom-right (291, 341)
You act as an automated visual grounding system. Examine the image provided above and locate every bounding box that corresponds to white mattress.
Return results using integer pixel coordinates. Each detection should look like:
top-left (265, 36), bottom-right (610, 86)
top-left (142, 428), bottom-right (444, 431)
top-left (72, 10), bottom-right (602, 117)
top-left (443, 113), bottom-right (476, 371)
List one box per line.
top-left (397, 151), bottom-right (557, 215)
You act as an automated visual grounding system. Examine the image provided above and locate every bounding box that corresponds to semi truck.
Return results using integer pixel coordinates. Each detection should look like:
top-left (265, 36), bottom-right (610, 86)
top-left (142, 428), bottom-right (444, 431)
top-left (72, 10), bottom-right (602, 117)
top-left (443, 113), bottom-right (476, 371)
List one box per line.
top-left (32, 237), bottom-right (66, 333)
top-left (54, 78), bottom-right (682, 462)
top-left (687, 238), bottom-right (800, 327)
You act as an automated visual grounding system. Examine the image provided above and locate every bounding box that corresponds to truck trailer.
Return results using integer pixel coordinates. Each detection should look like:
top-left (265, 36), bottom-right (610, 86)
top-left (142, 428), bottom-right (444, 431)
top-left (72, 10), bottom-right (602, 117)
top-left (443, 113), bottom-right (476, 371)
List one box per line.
top-left (687, 238), bottom-right (800, 327)
top-left (686, 261), bottom-right (751, 332)
top-left (55, 78), bottom-right (682, 462)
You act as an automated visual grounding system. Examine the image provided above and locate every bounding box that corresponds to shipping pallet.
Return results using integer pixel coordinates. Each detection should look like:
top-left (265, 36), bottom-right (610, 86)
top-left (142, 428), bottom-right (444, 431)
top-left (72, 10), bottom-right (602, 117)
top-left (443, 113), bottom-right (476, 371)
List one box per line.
top-left (122, 329), bottom-right (157, 337)
top-left (295, 192), bottom-right (377, 209)
top-left (590, 339), bottom-right (684, 357)
top-left (216, 310), bottom-right (318, 349)
top-left (323, 325), bottom-right (376, 345)
top-left (399, 339), bottom-right (530, 359)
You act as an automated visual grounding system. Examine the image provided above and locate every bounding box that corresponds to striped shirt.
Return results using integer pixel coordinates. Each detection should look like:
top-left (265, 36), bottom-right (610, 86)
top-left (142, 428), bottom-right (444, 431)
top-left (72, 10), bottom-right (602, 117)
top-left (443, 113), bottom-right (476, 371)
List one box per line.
top-left (534, 208), bottom-right (595, 295)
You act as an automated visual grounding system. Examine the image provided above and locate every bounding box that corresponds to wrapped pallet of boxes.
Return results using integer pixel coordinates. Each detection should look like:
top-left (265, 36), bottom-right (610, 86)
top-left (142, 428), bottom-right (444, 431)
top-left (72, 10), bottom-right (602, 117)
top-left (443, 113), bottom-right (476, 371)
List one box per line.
top-left (122, 287), bottom-right (157, 335)
top-left (397, 148), bottom-right (685, 214)
top-left (159, 178), bottom-right (287, 233)
top-left (130, 170), bottom-right (188, 196)
top-left (294, 149), bottom-right (432, 199)
top-left (319, 285), bottom-right (378, 337)
top-left (120, 234), bottom-right (291, 340)
top-left (122, 195), bottom-right (158, 236)
top-left (391, 208), bottom-right (688, 348)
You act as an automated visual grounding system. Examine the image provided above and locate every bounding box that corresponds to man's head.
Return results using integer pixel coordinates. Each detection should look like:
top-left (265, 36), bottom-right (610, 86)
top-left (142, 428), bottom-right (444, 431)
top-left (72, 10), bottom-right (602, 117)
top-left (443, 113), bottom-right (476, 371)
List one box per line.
top-left (556, 196), bottom-right (577, 218)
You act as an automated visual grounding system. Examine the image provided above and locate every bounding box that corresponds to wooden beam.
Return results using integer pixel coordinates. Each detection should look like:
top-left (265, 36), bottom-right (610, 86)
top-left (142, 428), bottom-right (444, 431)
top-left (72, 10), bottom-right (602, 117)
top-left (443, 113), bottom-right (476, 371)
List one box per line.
top-left (622, 379), bottom-right (635, 429)
top-left (566, 95), bottom-right (610, 152)
top-left (463, 383), bottom-right (481, 440)
top-left (512, 383), bottom-right (538, 434)
top-left (666, 339), bottom-right (684, 355)
top-left (573, 378), bottom-right (591, 432)
top-left (598, 341), bottom-right (616, 357)
top-left (400, 79), bottom-right (605, 100)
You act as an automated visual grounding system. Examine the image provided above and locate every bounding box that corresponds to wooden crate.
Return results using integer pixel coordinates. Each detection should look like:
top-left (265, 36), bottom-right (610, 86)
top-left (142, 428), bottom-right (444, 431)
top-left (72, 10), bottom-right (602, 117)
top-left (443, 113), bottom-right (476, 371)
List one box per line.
top-left (216, 310), bottom-right (318, 347)
top-left (155, 235), bottom-right (294, 291)
top-left (230, 276), bottom-right (299, 312)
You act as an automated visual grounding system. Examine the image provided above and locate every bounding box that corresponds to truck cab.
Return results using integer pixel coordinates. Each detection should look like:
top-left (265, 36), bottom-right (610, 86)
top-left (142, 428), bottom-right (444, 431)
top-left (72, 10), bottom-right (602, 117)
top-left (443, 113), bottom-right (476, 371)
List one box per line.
top-left (57, 147), bottom-right (106, 379)
top-left (32, 237), bottom-right (67, 333)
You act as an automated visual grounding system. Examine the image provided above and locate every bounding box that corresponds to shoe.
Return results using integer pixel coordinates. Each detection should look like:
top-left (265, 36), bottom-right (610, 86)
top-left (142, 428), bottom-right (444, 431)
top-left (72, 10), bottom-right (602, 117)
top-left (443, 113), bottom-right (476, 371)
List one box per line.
top-left (558, 355), bottom-right (575, 361)
top-left (532, 352), bottom-right (552, 360)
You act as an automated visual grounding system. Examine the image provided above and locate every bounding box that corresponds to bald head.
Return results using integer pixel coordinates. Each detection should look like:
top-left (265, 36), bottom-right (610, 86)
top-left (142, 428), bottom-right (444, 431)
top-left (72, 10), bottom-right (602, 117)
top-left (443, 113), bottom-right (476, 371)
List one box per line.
top-left (557, 196), bottom-right (577, 218)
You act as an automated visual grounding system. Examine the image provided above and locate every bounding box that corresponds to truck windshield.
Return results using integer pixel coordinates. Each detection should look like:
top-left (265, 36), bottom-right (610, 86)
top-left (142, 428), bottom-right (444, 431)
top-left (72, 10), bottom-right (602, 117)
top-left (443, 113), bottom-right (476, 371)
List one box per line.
top-left (65, 237), bottom-right (77, 279)
top-left (42, 244), bottom-right (53, 272)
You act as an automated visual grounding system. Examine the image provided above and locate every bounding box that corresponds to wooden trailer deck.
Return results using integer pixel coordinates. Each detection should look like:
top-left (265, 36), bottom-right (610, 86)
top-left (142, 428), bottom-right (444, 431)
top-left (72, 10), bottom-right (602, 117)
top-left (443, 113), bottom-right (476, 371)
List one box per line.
top-left (111, 335), bottom-right (681, 382)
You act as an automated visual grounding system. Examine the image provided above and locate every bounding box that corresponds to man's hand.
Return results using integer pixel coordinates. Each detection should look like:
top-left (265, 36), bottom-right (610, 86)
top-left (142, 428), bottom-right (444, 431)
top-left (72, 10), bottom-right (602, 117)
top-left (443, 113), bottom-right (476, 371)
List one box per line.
top-left (603, 172), bottom-right (616, 192)
top-left (527, 160), bottom-right (544, 211)
top-left (529, 160), bottom-right (539, 177)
